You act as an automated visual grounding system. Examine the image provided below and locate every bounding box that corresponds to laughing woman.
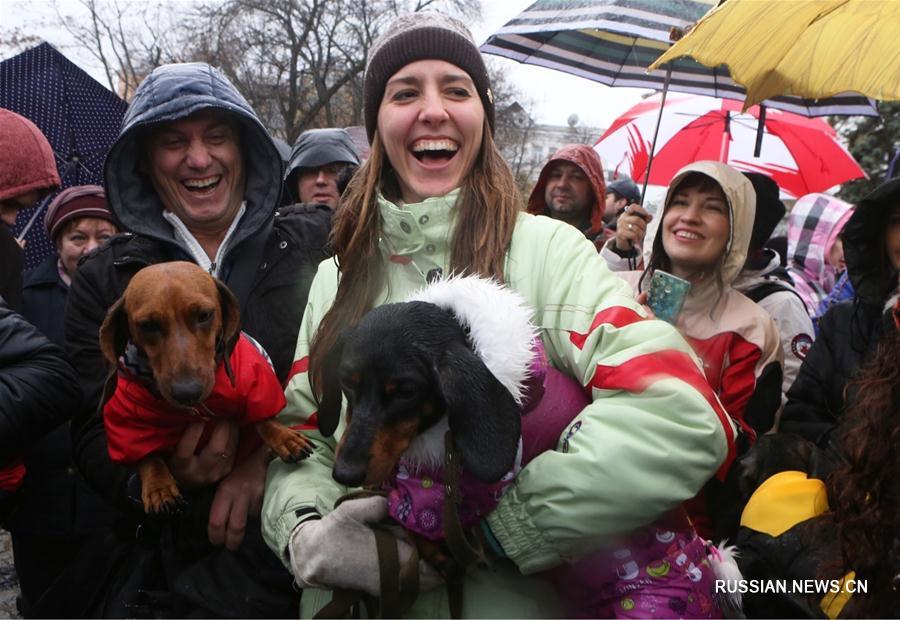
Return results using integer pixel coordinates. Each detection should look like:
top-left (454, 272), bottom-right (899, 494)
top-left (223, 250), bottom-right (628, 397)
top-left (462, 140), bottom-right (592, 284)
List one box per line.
top-left (263, 14), bottom-right (735, 618)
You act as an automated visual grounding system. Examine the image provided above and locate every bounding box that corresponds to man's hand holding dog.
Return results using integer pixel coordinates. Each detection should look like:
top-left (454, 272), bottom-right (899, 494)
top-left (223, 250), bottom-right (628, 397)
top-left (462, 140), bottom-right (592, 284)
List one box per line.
top-left (168, 421), bottom-right (239, 487)
top-left (208, 444), bottom-right (271, 550)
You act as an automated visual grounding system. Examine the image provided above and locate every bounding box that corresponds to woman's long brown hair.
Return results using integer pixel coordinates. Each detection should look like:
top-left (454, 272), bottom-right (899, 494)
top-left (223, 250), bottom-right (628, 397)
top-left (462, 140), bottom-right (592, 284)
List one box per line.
top-left (308, 118), bottom-right (521, 395)
top-left (828, 326), bottom-right (900, 616)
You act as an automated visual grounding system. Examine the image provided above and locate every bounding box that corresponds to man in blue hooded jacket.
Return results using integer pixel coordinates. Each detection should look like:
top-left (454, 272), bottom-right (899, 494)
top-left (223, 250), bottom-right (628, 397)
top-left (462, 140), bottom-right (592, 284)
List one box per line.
top-left (62, 63), bottom-right (330, 618)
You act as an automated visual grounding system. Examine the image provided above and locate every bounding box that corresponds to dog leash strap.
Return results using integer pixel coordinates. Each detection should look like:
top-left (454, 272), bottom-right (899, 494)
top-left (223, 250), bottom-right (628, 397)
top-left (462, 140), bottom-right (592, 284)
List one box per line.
top-left (443, 432), bottom-right (486, 569)
top-left (374, 526), bottom-right (400, 617)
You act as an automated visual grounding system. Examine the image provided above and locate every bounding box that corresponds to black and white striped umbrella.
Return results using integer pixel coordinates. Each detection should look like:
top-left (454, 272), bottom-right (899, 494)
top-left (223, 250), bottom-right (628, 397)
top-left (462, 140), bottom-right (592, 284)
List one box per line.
top-left (481, 0), bottom-right (877, 118)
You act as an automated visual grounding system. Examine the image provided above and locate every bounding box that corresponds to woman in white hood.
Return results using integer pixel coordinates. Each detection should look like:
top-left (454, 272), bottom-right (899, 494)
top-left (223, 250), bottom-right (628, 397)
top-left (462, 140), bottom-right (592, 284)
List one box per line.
top-left (620, 161), bottom-right (783, 540)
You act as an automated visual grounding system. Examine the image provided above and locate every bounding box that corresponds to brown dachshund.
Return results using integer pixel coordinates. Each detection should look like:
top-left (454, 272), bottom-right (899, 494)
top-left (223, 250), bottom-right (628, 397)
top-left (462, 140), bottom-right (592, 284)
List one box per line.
top-left (99, 261), bottom-right (310, 514)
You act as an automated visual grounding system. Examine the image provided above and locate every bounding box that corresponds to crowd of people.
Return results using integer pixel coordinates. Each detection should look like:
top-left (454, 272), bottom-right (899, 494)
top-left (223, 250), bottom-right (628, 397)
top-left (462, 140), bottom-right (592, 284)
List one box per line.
top-left (0, 11), bottom-right (897, 620)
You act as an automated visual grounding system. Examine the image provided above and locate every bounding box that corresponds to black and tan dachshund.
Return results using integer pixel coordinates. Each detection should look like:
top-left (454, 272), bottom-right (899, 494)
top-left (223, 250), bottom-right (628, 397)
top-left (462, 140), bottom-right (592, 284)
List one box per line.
top-left (317, 300), bottom-right (521, 490)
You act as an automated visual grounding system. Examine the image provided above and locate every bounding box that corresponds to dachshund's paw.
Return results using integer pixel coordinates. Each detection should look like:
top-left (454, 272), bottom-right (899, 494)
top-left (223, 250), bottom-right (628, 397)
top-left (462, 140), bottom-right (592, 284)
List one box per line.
top-left (271, 431), bottom-right (314, 463)
top-left (142, 483), bottom-right (185, 516)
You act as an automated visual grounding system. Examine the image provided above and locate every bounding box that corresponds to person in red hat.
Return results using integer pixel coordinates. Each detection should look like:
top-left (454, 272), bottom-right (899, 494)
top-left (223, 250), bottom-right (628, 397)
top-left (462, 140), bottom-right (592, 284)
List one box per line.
top-left (0, 108), bottom-right (61, 313)
top-left (0, 109), bottom-right (81, 615)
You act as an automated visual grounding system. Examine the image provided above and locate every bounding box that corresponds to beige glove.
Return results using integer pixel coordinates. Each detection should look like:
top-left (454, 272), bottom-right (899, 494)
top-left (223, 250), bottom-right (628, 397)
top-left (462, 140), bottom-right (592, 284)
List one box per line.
top-left (288, 495), bottom-right (442, 596)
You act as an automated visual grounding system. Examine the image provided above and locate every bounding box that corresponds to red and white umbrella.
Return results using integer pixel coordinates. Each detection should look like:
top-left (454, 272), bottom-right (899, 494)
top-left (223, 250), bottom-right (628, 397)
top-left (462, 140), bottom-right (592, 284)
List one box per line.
top-left (594, 93), bottom-right (866, 198)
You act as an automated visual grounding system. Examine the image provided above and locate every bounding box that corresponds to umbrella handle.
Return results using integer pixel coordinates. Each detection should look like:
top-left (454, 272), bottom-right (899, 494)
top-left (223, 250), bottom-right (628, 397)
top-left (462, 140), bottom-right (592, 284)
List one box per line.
top-left (753, 105), bottom-right (766, 158)
top-left (640, 65), bottom-right (672, 208)
top-left (15, 194), bottom-right (52, 243)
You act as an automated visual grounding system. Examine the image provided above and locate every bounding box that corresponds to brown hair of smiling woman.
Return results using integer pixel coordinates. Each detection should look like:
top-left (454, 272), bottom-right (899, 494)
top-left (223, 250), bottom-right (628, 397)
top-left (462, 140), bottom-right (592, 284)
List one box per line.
top-left (308, 118), bottom-right (521, 395)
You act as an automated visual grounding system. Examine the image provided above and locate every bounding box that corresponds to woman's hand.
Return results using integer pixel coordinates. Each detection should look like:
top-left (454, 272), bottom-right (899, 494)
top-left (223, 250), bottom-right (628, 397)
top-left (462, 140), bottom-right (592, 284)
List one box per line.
top-left (167, 421), bottom-right (238, 488)
top-left (636, 290), bottom-right (655, 318)
top-left (615, 204), bottom-right (652, 252)
top-left (289, 495), bottom-right (441, 595)
top-left (208, 444), bottom-right (271, 550)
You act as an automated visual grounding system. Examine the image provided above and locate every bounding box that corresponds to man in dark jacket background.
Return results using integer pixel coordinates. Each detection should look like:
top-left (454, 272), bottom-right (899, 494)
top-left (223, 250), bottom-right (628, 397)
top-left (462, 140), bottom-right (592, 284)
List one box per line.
top-left (63, 62), bottom-right (331, 617)
top-left (283, 127), bottom-right (360, 209)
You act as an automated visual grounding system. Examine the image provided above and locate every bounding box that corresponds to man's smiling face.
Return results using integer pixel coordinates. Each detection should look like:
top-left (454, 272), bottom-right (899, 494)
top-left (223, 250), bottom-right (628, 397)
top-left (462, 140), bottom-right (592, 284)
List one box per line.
top-left (143, 109), bottom-right (246, 235)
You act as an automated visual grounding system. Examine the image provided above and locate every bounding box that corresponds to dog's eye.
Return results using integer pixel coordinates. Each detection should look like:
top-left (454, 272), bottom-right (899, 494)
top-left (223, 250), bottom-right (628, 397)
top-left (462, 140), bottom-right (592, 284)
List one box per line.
top-left (137, 320), bottom-right (161, 334)
top-left (389, 382), bottom-right (419, 400)
top-left (196, 310), bottom-right (214, 324)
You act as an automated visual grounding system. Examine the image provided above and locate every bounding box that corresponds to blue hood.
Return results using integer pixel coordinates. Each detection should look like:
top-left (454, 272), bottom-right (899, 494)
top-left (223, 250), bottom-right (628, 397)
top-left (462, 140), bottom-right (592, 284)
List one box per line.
top-left (104, 62), bottom-right (283, 252)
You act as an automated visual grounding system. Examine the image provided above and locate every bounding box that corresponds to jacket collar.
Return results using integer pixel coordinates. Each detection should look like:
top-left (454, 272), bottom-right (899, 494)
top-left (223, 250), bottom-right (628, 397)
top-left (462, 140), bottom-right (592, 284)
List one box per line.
top-left (376, 189), bottom-right (459, 258)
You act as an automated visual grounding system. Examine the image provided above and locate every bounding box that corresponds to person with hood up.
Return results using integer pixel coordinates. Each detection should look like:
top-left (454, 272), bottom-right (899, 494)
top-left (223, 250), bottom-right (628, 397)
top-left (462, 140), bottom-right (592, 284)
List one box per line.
top-left (732, 173), bottom-right (814, 401)
top-left (283, 128), bottom-right (361, 209)
top-left (616, 161), bottom-right (783, 540)
top-left (0, 108), bottom-right (61, 314)
top-left (0, 110), bottom-right (82, 617)
top-left (786, 192), bottom-right (854, 316)
top-left (62, 62), bottom-right (331, 618)
top-left (781, 177), bottom-right (900, 456)
top-left (526, 143), bottom-right (610, 246)
top-left (263, 13), bottom-right (735, 617)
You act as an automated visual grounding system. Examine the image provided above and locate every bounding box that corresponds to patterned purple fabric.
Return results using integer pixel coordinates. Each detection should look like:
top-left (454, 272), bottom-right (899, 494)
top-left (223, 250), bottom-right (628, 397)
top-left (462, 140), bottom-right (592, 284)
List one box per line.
top-left (384, 336), bottom-right (721, 617)
top-left (786, 193), bottom-right (854, 313)
top-left (546, 527), bottom-right (722, 619)
top-left (385, 454), bottom-right (516, 541)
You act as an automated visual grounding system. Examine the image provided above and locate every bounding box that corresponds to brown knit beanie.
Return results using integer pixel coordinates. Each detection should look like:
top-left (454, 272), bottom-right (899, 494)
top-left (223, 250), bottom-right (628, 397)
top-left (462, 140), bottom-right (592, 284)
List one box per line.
top-left (44, 184), bottom-right (113, 242)
top-left (364, 13), bottom-right (495, 142)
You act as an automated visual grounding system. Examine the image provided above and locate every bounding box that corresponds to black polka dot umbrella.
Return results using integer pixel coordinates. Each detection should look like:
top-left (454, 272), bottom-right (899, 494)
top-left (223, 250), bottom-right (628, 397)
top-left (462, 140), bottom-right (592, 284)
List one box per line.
top-left (0, 42), bottom-right (127, 270)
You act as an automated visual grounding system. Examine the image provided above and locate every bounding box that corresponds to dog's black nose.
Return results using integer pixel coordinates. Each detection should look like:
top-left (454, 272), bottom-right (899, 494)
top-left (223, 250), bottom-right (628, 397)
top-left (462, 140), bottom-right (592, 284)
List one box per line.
top-left (333, 459), bottom-right (367, 487)
top-left (169, 380), bottom-right (204, 405)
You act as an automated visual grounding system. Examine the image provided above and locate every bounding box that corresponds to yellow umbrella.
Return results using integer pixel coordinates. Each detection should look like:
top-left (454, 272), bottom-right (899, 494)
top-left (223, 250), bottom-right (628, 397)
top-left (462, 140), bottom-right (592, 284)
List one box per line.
top-left (649, 0), bottom-right (900, 109)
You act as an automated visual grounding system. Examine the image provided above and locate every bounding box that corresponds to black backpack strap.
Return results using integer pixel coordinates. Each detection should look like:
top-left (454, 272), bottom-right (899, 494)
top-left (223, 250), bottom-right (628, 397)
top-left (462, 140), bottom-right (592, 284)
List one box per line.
top-left (745, 279), bottom-right (808, 312)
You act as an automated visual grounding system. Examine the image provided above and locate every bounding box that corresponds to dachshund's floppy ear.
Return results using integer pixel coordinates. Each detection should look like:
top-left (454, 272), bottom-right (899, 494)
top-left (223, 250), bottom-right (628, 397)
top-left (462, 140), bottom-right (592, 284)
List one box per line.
top-left (215, 278), bottom-right (242, 355)
top-left (433, 341), bottom-right (521, 482)
top-left (98, 296), bottom-right (128, 408)
top-left (99, 296), bottom-right (128, 369)
top-left (316, 332), bottom-right (346, 438)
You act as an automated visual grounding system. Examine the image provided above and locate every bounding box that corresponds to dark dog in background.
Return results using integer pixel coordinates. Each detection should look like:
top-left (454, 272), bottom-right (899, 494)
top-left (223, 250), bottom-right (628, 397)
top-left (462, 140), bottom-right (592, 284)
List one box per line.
top-left (99, 261), bottom-right (311, 514)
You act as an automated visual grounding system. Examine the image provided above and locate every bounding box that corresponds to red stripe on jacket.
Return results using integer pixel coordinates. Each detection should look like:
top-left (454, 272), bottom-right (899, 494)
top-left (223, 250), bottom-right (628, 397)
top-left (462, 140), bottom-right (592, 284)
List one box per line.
top-left (286, 356), bottom-right (310, 385)
top-left (588, 349), bottom-right (736, 478)
top-left (569, 306), bottom-right (645, 349)
top-left (687, 333), bottom-right (762, 440)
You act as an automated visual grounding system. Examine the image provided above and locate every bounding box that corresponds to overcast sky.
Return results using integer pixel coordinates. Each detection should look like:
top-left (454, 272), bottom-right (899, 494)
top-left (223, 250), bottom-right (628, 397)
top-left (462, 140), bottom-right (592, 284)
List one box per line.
top-left (0, 0), bottom-right (652, 134)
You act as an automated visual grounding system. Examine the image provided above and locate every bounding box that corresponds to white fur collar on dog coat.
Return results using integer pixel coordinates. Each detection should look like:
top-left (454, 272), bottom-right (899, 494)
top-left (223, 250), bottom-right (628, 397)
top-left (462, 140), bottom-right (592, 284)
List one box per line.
top-left (408, 275), bottom-right (538, 406)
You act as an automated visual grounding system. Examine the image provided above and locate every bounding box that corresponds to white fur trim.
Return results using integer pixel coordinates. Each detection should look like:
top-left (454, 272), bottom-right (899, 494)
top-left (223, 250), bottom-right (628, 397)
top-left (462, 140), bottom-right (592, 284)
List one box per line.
top-left (708, 541), bottom-right (744, 613)
top-left (403, 417), bottom-right (449, 469)
top-left (408, 276), bottom-right (537, 405)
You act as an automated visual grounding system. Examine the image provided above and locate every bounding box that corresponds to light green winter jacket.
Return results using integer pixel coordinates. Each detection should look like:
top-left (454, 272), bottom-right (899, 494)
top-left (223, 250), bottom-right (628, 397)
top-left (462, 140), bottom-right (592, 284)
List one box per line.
top-left (262, 190), bottom-right (732, 618)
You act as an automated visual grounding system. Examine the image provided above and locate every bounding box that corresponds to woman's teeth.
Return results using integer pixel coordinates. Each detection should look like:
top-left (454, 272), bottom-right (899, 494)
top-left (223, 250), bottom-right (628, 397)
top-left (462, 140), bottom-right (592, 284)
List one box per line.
top-left (675, 231), bottom-right (702, 240)
top-left (411, 139), bottom-right (459, 153)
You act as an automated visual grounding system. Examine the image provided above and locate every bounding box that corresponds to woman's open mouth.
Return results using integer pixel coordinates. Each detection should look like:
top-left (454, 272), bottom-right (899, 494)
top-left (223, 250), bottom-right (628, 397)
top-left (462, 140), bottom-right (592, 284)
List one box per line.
top-left (410, 139), bottom-right (458, 166)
